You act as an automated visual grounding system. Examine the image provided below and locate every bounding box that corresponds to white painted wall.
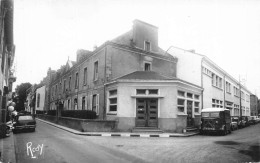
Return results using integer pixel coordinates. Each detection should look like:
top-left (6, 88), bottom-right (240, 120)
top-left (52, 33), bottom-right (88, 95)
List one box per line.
top-left (35, 86), bottom-right (46, 111)
top-left (168, 48), bottom-right (203, 86)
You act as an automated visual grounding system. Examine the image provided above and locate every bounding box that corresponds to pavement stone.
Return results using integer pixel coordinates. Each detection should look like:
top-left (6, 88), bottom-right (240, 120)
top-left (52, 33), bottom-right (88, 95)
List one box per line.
top-left (36, 118), bottom-right (199, 138)
top-left (0, 131), bottom-right (16, 163)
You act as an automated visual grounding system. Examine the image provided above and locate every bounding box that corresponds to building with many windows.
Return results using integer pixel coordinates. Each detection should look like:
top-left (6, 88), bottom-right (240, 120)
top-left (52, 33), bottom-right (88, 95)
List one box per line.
top-left (250, 94), bottom-right (258, 116)
top-left (168, 47), bottom-right (251, 117)
top-left (46, 20), bottom-right (203, 133)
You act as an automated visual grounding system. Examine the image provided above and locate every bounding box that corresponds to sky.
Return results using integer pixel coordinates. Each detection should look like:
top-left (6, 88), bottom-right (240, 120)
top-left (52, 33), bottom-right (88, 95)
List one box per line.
top-left (13, 0), bottom-right (260, 96)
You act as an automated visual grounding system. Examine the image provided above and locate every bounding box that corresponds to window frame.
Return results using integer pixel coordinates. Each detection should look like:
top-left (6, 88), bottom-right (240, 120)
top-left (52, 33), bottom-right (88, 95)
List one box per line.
top-left (94, 61), bottom-right (99, 81)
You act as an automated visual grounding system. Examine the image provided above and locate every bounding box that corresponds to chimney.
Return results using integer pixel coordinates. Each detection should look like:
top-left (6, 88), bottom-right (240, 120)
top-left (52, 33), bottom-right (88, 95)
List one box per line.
top-left (76, 49), bottom-right (92, 62)
top-left (132, 19), bottom-right (159, 52)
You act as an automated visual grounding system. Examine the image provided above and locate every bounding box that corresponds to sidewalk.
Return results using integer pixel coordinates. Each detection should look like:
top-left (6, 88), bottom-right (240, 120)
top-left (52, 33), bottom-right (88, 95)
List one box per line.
top-left (37, 118), bottom-right (199, 138)
top-left (0, 131), bottom-right (16, 163)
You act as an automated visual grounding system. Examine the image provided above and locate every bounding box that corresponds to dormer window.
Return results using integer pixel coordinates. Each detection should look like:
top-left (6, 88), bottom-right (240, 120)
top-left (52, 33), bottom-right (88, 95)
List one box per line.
top-left (144, 62), bottom-right (151, 71)
top-left (144, 41), bottom-right (151, 51)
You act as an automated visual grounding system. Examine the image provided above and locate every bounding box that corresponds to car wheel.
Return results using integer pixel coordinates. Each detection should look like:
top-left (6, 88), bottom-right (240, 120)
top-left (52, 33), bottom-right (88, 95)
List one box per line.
top-left (31, 128), bottom-right (35, 132)
top-left (13, 129), bottom-right (17, 134)
top-left (222, 127), bottom-right (227, 136)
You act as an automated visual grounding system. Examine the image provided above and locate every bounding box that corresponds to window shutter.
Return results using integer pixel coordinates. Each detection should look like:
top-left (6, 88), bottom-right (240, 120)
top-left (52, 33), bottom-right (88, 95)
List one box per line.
top-left (96, 94), bottom-right (99, 115)
top-left (90, 94), bottom-right (92, 111)
top-left (85, 95), bottom-right (88, 110)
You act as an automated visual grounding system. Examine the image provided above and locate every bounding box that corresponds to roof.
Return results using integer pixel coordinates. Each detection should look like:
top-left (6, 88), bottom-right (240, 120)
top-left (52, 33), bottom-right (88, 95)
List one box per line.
top-left (201, 108), bottom-right (230, 112)
top-left (117, 71), bottom-right (175, 80)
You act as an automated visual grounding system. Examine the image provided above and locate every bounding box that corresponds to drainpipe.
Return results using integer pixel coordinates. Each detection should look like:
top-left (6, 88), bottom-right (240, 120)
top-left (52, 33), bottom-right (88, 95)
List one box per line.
top-left (223, 74), bottom-right (226, 108)
top-left (201, 57), bottom-right (205, 110)
top-left (103, 43), bottom-right (108, 120)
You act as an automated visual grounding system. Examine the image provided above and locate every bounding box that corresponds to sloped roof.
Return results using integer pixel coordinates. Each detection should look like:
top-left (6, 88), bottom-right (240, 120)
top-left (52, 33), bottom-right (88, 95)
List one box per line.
top-left (117, 71), bottom-right (175, 80)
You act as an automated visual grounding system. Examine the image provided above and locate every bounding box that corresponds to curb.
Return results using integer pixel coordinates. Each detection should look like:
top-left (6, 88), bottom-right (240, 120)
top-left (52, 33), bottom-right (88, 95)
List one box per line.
top-left (36, 118), bottom-right (199, 138)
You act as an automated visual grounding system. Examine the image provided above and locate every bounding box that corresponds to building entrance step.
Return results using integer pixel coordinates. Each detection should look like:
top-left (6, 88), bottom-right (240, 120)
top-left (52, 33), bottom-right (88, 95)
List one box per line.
top-left (132, 127), bottom-right (163, 133)
top-left (186, 127), bottom-right (199, 132)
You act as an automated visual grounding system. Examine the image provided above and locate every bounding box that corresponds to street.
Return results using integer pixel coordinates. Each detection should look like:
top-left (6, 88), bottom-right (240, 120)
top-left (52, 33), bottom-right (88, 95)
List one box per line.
top-left (11, 120), bottom-right (260, 163)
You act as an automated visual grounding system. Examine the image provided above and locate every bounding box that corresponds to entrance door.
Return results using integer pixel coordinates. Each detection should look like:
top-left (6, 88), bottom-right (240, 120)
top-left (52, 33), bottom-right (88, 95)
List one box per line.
top-left (136, 98), bottom-right (158, 127)
top-left (187, 100), bottom-right (193, 127)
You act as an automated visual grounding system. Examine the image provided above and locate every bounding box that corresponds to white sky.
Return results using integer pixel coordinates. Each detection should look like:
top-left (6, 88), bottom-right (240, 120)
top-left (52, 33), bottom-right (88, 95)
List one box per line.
top-left (13, 0), bottom-right (260, 96)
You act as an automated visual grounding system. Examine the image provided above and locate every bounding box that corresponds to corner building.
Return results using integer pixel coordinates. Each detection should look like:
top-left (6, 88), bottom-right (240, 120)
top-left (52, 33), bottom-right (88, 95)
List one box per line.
top-left (169, 47), bottom-right (251, 117)
top-left (48, 20), bottom-right (202, 133)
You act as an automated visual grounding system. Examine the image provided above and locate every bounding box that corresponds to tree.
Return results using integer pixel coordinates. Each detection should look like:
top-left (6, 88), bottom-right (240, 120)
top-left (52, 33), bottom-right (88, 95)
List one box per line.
top-left (14, 82), bottom-right (32, 111)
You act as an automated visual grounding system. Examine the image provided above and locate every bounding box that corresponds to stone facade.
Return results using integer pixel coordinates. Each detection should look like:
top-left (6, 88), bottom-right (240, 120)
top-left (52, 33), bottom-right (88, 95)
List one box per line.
top-left (44, 20), bottom-right (203, 132)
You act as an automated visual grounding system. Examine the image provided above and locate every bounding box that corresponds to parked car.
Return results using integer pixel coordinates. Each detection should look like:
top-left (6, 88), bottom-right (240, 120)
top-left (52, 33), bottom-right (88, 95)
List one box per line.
top-left (231, 117), bottom-right (238, 130)
top-left (255, 117), bottom-right (260, 123)
top-left (13, 113), bottom-right (36, 134)
top-left (249, 116), bottom-right (257, 125)
top-left (200, 108), bottom-right (232, 135)
top-left (241, 116), bottom-right (249, 127)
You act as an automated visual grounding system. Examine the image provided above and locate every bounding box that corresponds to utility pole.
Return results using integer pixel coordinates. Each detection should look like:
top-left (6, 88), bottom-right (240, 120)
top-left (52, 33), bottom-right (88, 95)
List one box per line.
top-left (239, 75), bottom-right (242, 118)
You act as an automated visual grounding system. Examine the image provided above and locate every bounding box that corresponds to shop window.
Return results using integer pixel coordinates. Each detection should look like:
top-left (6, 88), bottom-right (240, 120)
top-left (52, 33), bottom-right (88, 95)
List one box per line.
top-left (187, 93), bottom-right (193, 99)
top-left (194, 95), bottom-right (199, 100)
top-left (195, 102), bottom-right (199, 113)
top-left (177, 99), bottom-right (185, 112)
top-left (178, 91), bottom-right (185, 97)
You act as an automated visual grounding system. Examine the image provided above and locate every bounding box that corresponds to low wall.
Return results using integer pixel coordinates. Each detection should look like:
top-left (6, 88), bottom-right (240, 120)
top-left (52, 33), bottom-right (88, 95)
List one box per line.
top-left (36, 115), bottom-right (117, 132)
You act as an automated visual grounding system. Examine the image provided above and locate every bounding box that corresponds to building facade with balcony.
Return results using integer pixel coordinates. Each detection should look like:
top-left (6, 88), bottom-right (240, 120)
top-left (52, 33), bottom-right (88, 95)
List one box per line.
top-left (168, 47), bottom-right (251, 117)
top-left (47, 20), bottom-right (203, 133)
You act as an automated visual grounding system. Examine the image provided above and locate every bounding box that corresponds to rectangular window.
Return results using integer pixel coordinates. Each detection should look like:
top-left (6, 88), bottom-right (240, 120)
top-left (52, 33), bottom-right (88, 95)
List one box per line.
top-left (137, 89), bottom-right (146, 95)
top-left (177, 99), bottom-right (185, 112)
top-left (108, 89), bottom-right (117, 113)
top-left (75, 72), bottom-right (79, 88)
top-left (212, 98), bottom-right (223, 108)
top-left (69, 76), bottom-right (71, 90)
top-left (178, 91), bottom-right (185, 97)
top-left (144, 41), bottom-right (151, 51)
top-left (92, 94), bottom-right (99, 115)
top-left (144, 63), bottom-right (151, 71)
top-left (74, 98), bottom-right (78, 110)
top-left (148, 89), bottom-right (158, 95)
top-left (194, 95), bottom-right (199, 100)
top-left (82, 97), bottom-right (85, 110)
top-left (195, 102), bottom-right (199, 113)
top-left (55, 85), bottom-right (58, 96)
top-left (83, 67), bottom-right (87, 85)
top-left (68, 99), bottom-right (71, 110)
top-left (94, 61), bottom-right (98, 81)
top-left (37, 94), bottom-right (40, 108)
top-left (63, 80), bottom-right (66, 92)
top-left (187, 93), bottom-right (193, 99)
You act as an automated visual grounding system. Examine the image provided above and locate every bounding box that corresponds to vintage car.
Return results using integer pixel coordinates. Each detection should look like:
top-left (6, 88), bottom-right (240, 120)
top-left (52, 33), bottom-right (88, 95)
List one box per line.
top-left (249, 116), bottom-right (257, 125)
top-left (230, 117), bottom-right (238, 130)
top-left (200, 108), bottom-right (232, 135)
top-left (13, 113), bottom-right (36, 133)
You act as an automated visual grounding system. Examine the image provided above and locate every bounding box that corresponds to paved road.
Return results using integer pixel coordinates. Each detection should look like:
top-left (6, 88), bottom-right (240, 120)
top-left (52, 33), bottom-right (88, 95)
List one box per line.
top-left (86, 123), bottom-right (260, 163)
top-left (13, 120), bottom-right (260, 163)
top-left (13, 120), bottom-right (145, 163)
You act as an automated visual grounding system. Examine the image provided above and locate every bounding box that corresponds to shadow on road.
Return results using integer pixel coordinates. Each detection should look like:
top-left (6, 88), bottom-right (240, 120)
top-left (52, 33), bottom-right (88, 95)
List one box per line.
top-left (239, 145), bottom-right (260, 162)
top-left (214, 141), bottom-right (241, 145)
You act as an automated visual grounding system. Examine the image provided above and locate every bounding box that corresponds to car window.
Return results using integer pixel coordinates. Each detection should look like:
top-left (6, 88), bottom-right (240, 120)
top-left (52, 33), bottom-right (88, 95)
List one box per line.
top-left (18, 115), bottom-right (33, 121)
